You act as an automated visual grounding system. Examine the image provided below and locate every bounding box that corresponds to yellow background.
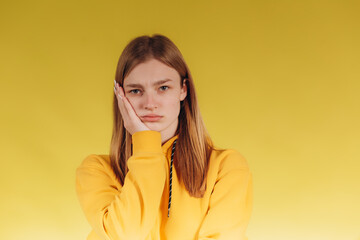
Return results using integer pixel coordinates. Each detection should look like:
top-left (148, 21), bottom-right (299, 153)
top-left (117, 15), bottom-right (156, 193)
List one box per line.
top-left (1, 0), bottom-right (359, 239)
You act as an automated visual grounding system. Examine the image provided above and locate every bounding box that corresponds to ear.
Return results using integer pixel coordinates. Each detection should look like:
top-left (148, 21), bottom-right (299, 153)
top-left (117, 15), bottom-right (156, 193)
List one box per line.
top-left (179, 78), bottom-right (188, 101)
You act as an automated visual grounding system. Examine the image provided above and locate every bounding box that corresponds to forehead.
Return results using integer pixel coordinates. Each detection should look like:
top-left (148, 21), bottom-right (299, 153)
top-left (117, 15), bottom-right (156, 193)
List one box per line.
top-left (124, 58), bottom-right (180, 85)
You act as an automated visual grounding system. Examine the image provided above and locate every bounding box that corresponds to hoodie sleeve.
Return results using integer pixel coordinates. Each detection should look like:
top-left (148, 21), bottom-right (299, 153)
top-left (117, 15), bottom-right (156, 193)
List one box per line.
top-left (75, 130), bottom-right (166, 240)
top-left (197, 150), bottom-right (253, 240)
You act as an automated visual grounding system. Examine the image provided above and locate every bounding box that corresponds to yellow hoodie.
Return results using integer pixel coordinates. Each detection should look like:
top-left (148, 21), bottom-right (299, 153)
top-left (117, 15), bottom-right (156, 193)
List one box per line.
top-left (75, 130), bottom-right (252, 240)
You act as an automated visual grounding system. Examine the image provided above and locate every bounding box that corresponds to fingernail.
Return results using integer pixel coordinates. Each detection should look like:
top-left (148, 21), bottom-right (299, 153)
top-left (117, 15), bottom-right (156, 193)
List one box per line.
top-left (114, 87), bottom-right (122, 99)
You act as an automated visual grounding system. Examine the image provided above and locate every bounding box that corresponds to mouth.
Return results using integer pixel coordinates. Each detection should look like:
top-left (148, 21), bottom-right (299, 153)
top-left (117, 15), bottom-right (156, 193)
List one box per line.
top-left (140, 115), bottom-right (163, 122)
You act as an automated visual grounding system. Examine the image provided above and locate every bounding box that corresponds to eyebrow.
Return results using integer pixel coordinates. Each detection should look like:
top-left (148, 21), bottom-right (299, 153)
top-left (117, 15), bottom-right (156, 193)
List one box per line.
top-left (125, 79), bottom-right (173, 88)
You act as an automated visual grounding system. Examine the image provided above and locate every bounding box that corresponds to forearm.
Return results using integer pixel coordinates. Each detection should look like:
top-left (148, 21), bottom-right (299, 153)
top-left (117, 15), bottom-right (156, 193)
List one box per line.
top-left (76, 131), bottom-right (166, 240)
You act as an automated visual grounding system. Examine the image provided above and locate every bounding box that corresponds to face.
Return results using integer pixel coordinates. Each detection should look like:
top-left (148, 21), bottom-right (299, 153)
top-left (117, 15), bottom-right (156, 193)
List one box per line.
top-left (123, 58), bottom-right (187, 139)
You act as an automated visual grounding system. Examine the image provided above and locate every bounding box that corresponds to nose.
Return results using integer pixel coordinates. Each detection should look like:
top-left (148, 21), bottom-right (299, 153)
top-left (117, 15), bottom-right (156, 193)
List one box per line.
top-left (143, 92), bottom-right (158, 110)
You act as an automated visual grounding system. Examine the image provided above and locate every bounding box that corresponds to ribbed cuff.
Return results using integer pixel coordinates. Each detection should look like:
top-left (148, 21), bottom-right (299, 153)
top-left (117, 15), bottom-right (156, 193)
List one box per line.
top-left (132, 131), bottom-right (162, 154)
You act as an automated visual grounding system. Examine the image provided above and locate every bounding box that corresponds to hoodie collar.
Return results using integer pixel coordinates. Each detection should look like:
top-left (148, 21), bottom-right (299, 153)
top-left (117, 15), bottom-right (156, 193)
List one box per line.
top-left (161, 134), bottom-right (179, 154)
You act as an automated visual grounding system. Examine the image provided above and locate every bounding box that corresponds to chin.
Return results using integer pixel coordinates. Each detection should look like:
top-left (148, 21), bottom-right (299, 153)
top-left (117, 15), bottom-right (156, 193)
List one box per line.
top-left (145, 122), bottom-right (164, 132)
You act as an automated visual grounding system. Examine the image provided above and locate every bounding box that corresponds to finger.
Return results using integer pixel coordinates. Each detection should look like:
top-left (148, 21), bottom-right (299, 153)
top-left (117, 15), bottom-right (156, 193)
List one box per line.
top-left (114, 85), bottom-right (130, 121)
top-left (115, 84), bottom-right (150, 133)
top-left (117, 86), bottom-right (146, 126)
top-left (122, 95), bottom-right (141, 121)
top-left (118, 84), bottom-right (126, 98)
top-left (114, 81), bottom-right (122, 99)
top-left (116, 86), bottom-right (130, 115)
top-left (117, 86), bottom-right (136, 116)
top-left (117, 86), bottom-right (139, 120)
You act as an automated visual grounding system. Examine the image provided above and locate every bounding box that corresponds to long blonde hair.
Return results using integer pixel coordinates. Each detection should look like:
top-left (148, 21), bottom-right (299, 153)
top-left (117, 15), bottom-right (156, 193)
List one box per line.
top-left (110, 34), bottom-right (214, 198)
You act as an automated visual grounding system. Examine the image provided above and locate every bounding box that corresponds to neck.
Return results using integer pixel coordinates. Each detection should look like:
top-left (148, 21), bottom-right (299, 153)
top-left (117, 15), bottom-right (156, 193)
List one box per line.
top-left (161, 118), bottom-right (178, 145)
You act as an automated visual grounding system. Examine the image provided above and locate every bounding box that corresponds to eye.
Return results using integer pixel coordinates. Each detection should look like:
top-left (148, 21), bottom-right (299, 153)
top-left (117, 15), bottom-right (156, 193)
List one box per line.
top-left (159, 86), bottom-right (169, 91)
top-left (129, 89), bottom-right (141, 94)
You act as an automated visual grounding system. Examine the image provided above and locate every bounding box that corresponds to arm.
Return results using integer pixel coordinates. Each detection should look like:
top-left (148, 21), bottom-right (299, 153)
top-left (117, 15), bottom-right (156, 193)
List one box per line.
top-left (75, 131), bottom-right (166, 240)
top-left (197, 150), bottom-right (253, 240)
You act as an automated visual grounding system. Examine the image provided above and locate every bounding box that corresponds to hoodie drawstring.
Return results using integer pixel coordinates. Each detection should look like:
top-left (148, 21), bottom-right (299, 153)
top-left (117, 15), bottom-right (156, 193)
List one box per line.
top-left (167, 139), bottom-right (177, 218)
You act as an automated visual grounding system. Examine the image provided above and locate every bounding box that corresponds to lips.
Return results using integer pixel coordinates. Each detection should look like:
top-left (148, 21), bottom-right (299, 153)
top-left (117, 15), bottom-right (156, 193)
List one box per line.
top-left (140, 114), bottom-right (163, 122)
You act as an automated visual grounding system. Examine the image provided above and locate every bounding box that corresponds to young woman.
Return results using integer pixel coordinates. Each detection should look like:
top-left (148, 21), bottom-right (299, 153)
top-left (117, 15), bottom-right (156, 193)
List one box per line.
top-left (75, 34), bottom-right (253, 240)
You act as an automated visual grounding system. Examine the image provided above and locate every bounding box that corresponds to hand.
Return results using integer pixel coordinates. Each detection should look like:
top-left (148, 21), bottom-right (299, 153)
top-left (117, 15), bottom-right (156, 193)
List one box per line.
top-left (114, 80), bottom-right (150, 135)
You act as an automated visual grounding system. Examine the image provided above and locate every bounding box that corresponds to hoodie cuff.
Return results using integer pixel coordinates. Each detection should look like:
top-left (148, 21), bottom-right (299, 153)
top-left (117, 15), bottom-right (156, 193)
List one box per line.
top-left (132, 130), bottom-right (162, 155)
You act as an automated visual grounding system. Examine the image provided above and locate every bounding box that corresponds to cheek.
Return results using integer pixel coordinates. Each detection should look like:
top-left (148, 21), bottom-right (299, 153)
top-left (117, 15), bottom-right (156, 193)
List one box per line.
top-left (165, 95), bottom-right (179, 105)
top-left (167, 98), bottom-right (181, 112)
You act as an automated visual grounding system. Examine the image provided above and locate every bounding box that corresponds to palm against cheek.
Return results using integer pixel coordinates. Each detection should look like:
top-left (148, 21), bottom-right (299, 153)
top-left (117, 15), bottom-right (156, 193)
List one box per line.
top-left (114, 82), bottom-right (150, 135)
top-left (126, 97), bottom-right (155, 130)
top-left (124, 96), bottom-right (137, 116)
